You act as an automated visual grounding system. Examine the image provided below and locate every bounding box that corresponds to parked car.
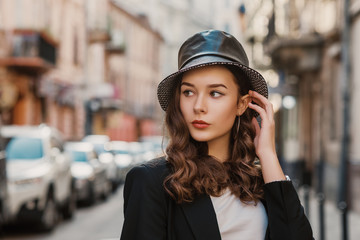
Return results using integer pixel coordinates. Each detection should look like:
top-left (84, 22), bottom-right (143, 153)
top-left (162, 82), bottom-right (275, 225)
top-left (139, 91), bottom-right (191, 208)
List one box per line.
top-left (128, 140), bottom-right (166, 164)
top-left (0, 146), bottom-right (8, 232)
top-left (82, 135), bottom-right (118, 191)
top-left (65, 142), bottom-right (110, 205)
top-left (107, 140), bottom-right (163, 183)
top-left (0, 124), bottom-right (76, 231)
top-left (108, 141), bottom-right (133, 183)
top-left (139, 135), bottom-right (168, 158)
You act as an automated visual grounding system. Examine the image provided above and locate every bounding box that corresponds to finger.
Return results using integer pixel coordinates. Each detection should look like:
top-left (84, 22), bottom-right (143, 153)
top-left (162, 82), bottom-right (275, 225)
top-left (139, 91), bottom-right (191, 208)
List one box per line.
top-left (249, 97), bottom-right (265, 109)
top-left (249, 90), bottom-right (267, 102)
top-left (248, 102), bottom-right (268, 122)
top-left (249, 91), bottom-right (272, 111)
top-left (249, 91), bottom-right (274, 119)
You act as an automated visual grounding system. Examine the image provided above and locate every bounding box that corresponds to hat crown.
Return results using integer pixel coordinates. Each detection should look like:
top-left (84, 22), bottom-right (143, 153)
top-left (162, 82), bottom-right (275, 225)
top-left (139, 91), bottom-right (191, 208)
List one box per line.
top-left (178, 30), bottom-right (249, 69)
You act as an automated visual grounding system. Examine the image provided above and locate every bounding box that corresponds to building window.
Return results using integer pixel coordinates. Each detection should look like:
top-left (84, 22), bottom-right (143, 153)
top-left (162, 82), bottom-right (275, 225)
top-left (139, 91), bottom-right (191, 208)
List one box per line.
top-left (73, 30), bottom-right (79, 65)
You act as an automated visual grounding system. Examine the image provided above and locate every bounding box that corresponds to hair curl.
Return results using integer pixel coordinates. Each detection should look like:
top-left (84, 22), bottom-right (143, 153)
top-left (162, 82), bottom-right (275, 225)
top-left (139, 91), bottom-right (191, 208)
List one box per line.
top-left (164, 65), bottom-right (264, 204)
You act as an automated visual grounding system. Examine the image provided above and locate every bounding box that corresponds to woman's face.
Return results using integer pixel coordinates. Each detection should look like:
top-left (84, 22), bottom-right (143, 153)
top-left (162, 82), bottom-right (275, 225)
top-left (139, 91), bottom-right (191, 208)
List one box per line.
top-left (180, 65), bottom-right (249, 148)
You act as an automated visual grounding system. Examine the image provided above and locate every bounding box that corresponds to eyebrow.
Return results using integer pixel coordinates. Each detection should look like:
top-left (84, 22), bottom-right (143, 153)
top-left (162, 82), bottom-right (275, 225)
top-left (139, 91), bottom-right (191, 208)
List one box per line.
top-left (181, 82), bottom-right (228, 89)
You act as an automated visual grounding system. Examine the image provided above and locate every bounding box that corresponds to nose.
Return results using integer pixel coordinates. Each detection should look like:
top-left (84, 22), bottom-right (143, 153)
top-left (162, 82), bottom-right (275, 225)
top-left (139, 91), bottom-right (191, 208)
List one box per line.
top-left (194, 94), bottom-right (207, 114)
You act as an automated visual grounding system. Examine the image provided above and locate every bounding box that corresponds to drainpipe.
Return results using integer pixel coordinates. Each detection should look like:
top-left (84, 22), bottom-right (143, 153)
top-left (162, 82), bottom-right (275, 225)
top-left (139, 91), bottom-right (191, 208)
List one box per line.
top-left (317, 135), bottom-right (325, 240)
top-left (338, 0), bottom-right (351, 239)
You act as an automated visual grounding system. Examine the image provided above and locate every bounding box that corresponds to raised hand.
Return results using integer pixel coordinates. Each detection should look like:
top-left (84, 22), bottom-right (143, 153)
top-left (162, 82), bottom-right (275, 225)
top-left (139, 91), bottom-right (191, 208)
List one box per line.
top-left (247, 90), bottom-right (286, 183)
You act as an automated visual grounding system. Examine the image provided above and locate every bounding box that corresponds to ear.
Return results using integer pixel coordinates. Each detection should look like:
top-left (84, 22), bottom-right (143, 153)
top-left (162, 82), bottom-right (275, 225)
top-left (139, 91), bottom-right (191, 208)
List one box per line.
top-left (237, 94), bottom-right (251, 115)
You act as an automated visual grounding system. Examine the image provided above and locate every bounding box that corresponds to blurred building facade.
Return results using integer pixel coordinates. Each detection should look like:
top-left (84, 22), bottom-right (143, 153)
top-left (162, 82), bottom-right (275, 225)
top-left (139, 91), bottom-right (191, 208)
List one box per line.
top-left (85, 0), bottom-right (163, 141)
top-left (0, 0), bottom-right (86, 140)
top-left (115, 0), bottom-right (245, 79)
top-left (0, 0), bottom-right (164, 142)
top-left (243, 0), bottom-right (360, 214)
top-left (0, 0), bottom-right (87, 140)
top-left (114, 0), bottom-right (213, 76)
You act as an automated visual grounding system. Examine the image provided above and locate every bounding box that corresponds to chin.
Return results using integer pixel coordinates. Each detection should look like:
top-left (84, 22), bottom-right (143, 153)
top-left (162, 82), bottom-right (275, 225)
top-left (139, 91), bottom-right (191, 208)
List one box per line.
top-left (189, 133), bottom-right (212, 142)
top-left (192, 137), bottom-right (210, 142)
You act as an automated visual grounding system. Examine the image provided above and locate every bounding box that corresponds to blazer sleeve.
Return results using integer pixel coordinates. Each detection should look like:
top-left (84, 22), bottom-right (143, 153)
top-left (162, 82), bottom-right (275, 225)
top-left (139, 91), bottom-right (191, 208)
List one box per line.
top-left (264, 181), bottom-right (314, 240)
top-left (120, 164), bottom-right (167, 240)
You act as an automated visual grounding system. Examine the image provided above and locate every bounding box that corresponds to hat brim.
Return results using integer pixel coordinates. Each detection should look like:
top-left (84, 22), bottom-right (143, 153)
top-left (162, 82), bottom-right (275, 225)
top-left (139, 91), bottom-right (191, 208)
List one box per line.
top-left (157, 57), bottom-right (268, 117)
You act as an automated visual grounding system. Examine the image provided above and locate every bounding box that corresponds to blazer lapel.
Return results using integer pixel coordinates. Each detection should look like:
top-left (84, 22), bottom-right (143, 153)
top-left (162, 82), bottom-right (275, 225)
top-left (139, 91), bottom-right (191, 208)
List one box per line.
top-left (181, 194), bottom-right (221, 240)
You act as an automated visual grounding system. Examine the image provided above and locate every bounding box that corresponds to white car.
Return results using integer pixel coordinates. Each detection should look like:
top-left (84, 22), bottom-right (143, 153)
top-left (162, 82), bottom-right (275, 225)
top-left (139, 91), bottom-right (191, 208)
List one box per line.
top-left (108, 141), bottom-right (158, 183)
top-left (64, 142), bottom-right (110, 204)
top-left (1, 125), bottom-right (76, 231)
top-left (107, 141), bottom-right (133, 183)
top-left (82, 135), bottom-right (119, 191)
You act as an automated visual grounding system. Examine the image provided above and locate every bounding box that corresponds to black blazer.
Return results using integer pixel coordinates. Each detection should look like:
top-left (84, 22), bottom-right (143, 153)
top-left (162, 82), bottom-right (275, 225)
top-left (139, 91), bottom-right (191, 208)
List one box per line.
top-left (120, 157), bottom-right (313, 240)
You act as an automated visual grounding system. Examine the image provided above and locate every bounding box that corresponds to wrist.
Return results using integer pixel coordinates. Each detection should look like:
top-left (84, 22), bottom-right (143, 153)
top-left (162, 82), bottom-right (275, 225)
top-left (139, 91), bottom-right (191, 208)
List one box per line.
top-left (257, 152), bottom-right (286, 183)
top-left (257, 151), bottom-right (278, 162)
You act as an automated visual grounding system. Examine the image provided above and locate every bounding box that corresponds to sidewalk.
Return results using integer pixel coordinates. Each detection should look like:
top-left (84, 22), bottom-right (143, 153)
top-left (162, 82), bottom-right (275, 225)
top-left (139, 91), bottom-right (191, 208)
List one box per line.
top-left (298, 187), bottom-right (360, 240)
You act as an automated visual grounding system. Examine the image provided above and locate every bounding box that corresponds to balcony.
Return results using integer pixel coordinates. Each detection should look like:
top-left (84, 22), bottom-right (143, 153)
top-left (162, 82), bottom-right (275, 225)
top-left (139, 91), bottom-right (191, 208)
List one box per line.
top-left (106, 30), bottom-right (126, 53)
top-left (265, 35), bottom-right (324, 74)
top-left (88, 29), bottom-right (111, 43)
top-left (0, 30), bottom-right (57, 73)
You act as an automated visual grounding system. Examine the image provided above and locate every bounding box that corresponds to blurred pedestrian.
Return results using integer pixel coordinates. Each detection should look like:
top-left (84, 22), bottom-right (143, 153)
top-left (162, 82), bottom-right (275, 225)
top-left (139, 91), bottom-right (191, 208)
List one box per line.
top-left (120, 30), bottom-right (313, 240)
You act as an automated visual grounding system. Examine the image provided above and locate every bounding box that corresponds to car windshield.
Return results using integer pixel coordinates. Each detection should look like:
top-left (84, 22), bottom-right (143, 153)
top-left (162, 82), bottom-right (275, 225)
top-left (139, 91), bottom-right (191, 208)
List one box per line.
top-left (70, 151), bottom-right (88, 162)
top-left (6, 137), bottom-right (43, 160)
top-left (113, 149), bottom-right (129, 155)
top-left (92, 143), bottom-right (106, 155)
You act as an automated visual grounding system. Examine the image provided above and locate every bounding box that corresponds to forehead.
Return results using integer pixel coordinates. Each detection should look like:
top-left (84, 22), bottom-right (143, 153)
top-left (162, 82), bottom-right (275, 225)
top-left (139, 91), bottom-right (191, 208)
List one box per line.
top-left (181, 65), bottom-right (237, 86)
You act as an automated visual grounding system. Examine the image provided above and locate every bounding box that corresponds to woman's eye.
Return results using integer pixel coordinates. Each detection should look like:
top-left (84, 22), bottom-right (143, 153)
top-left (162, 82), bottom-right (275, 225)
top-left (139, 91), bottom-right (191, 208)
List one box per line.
top-left (182, 90), bottom-right (194, 97)
top-left (210, 91), bottom-right (223, 97)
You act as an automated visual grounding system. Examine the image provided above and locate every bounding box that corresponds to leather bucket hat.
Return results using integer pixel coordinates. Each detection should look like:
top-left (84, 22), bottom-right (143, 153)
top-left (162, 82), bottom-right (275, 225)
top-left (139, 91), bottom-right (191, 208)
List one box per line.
top-left (157, 30), bottom-right (268, 114)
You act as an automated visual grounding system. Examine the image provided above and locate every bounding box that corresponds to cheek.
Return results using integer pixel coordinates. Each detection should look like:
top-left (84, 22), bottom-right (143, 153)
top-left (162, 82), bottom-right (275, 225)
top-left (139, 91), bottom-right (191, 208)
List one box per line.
top-left (219, 108), bottom-right (237, 126)
top-left (179, 97), bottom-right (189, 119)
top-left (213, 98), bottom-right (238, 116)
top-left (219, 106), bottom-right (237, 132)
top-left (214, 104), bottom-right (238, 126)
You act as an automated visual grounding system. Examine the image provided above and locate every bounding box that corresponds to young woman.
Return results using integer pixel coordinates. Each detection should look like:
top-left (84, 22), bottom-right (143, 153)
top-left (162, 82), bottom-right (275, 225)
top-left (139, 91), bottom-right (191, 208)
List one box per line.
top-left (120, 30), bottom-right (313, 240)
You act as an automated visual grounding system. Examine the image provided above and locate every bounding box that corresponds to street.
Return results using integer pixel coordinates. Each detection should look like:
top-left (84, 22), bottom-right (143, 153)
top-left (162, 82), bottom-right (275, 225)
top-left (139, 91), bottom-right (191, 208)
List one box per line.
top-left (2, 186), bottom-right (125, 240)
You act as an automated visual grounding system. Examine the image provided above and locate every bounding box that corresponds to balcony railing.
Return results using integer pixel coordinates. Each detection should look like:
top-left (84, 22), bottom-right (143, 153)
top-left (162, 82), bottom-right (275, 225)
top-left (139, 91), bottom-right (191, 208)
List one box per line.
top-left (0, 30), bottom-right (57, 72)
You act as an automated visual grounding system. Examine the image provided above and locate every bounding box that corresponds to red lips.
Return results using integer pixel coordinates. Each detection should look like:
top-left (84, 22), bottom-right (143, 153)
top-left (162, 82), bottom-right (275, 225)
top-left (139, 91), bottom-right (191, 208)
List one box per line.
top-left (191, 120), bottom-right (210, 129)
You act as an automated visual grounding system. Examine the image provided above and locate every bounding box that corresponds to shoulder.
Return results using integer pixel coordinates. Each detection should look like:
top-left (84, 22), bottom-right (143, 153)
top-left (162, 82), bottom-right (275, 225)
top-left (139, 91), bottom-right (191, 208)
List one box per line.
top-left (142, 156), bottom-right (171, 175)
top-left (125, 156), bottom-right (171, 188)
top-left (122, 157), bottom-right (172, 231)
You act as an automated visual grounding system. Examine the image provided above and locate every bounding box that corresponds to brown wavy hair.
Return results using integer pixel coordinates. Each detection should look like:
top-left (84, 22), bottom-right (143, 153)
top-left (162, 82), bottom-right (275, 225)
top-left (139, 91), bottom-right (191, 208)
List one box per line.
top-left (164, 65), bottom-right (264, 204)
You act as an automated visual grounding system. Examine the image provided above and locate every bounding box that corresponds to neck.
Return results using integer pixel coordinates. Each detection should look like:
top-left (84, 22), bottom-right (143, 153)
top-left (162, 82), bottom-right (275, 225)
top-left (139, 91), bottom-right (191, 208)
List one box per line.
top-left (207, 136), bottom-right (230, 162)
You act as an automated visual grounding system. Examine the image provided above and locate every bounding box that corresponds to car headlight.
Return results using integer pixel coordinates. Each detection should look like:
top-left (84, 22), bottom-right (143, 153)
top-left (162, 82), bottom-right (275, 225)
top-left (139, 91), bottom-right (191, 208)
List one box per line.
top-left (71, 163), bottom-right (94, 179)
top-left (99, 152), bottom-right (113, 164)
top-left (114, 154), bottom-right (132, 168)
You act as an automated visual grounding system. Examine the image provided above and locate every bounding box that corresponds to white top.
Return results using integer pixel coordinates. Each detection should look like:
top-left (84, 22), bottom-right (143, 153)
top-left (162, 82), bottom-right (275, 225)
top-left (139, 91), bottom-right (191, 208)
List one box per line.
top-left (210, 189), bottom-right (268, 240)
